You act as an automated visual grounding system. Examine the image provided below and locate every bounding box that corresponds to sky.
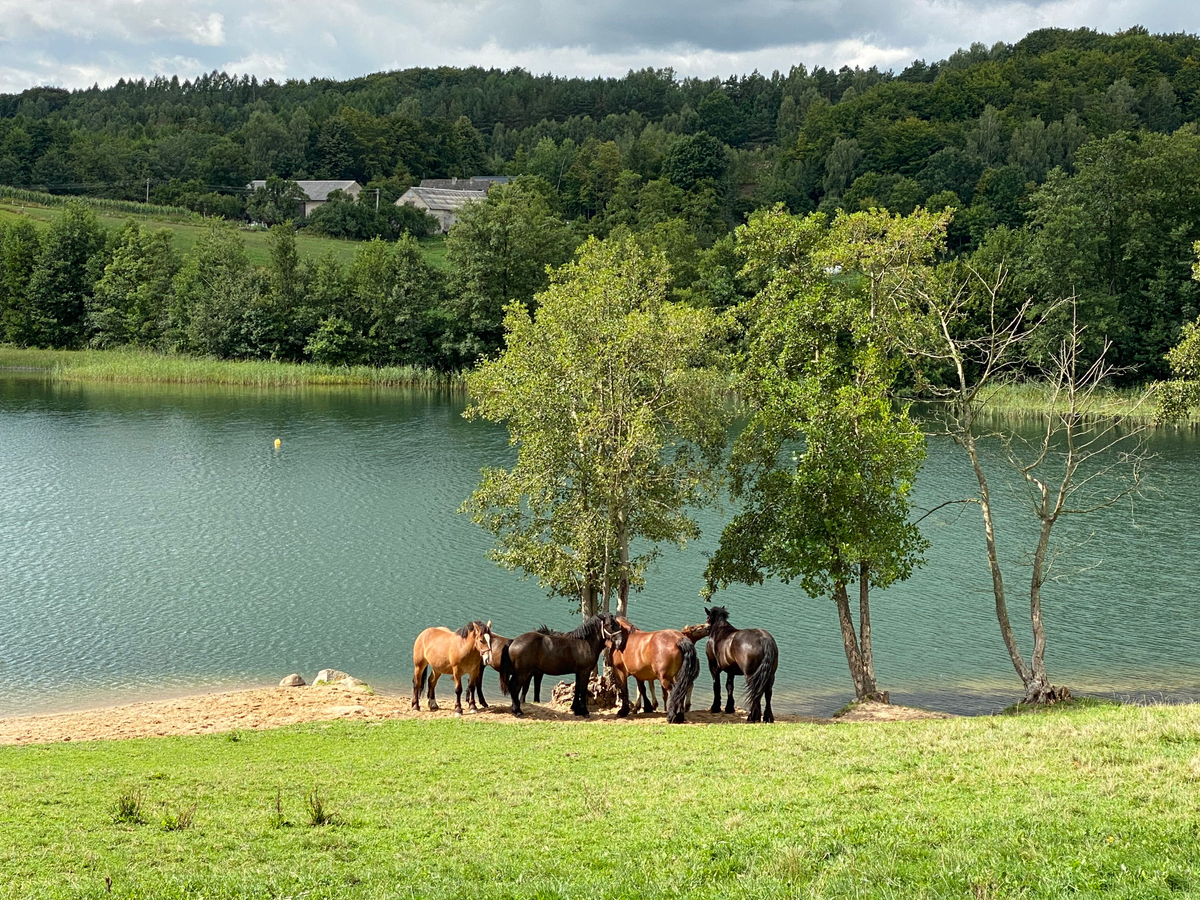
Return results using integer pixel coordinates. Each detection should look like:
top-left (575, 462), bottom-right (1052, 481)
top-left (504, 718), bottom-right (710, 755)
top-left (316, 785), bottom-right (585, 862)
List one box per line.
top-left (0, 0), bottom-right (1197, 95)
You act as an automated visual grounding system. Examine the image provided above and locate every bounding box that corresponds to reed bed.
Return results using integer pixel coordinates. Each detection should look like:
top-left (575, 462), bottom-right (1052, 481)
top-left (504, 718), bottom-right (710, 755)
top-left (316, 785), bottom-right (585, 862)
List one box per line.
top-left (0, 347), bottom-right (462, 389)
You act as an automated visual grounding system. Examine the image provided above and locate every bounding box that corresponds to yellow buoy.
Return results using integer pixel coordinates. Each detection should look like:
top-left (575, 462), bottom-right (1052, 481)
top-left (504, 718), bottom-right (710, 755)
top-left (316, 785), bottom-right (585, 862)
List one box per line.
top-left (274, 438), bottom-right (282, 449)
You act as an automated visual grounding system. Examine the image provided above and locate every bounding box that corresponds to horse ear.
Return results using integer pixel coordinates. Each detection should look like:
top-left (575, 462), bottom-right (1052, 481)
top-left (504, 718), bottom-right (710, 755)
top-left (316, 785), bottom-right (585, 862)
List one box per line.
top-left (704, 607), bottom-right (710, 615)
top-left (486, 620), bottom-right (491, 630)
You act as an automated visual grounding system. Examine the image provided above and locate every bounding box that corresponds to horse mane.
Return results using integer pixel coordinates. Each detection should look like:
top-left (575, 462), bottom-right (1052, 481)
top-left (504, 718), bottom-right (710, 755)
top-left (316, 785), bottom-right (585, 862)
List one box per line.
top-left (708, 606), bottom-right (731, 623)
top-left (536, 624), bottom-right (556, 635)
top-left (569, 615), bottom-right (604, 640)
top-left (455, 621), bottom-right (483, 638)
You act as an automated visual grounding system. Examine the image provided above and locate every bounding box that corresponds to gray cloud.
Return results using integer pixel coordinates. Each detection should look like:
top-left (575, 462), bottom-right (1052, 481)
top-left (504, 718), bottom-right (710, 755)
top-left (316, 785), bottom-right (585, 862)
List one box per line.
top-left (0, 0), bottom-right (1196, 94)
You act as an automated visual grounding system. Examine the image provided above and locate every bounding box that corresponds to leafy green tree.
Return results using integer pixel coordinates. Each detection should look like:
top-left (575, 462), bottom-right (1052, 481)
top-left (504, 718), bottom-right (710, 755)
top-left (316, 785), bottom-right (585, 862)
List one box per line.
top-left (0, 220), bottom-right (42, 345)
top-left (246, 177), bottom-right (305, 225)
top-left (171, 225), bottom-right (263, 357)
top-left (706, 206), bottom-right (942, 702)
top-left (25, 203), bottom-right (108, 347)
top-left (1158, 241), bottom-right (1200, 420)
top-left (463, 236), bottom-right (729, 617)
top-left (443, 177), bottom-right (575, 362)
top-left (88, 221), bottom-right (179, 347)
top-left (348, 236), bottom-right (442, 365)
top-left (662, 132), bottom-right (728, 192)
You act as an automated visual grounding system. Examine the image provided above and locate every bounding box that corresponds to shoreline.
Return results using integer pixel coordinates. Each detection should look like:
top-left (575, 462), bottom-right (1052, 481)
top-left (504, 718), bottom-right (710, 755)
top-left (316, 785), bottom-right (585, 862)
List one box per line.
top-left (0, 682), bottom-right (959, 746)
top-left (6, 347), bottom-right (1195, 423)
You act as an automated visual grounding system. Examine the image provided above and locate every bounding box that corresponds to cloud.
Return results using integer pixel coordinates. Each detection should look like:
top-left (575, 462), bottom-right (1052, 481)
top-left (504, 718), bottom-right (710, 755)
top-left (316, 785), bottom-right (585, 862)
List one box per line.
top-left (0, 0), bottom-right (1196, 93)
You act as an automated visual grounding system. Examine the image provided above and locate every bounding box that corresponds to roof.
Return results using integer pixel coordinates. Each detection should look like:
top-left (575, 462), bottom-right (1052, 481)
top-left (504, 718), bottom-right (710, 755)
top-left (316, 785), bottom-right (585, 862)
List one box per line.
top-left (247, 180), bottom-right (361, 201)
top-left (418, 176), bottom-right (510, 191)
top-left (399, 187), bottom-right (488, 211)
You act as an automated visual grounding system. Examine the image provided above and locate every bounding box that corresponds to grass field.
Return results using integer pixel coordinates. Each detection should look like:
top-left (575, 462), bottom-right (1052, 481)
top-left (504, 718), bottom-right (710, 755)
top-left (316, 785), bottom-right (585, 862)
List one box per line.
top-left (0, 200), bottom-right (449, 269)
top-left (0, 701), bottom-right (1197, 899)
top-left (0, 347), bottom-right (461, 388)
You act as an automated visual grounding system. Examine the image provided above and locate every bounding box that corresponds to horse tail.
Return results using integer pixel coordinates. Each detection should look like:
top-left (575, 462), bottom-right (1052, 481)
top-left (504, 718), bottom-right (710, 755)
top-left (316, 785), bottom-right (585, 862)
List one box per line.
top-left (498, 643), bottom-right (513, 697)
top-left (415, 661), bottom-right (429, 694)
top-left (666, 638), bottom-right (699, 724)
top-left (744, 634), bottom-right (777, 711)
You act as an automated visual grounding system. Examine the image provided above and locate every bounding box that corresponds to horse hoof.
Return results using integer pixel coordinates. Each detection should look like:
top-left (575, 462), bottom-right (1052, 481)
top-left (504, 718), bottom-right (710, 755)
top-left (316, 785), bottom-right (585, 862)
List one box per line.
top-left (465, 707), bottom-right (476, 715)
top-left (455, 710), bottom-right (463, 718)
top-left (429, 702), bottom-right (439, 711)
top-left (512, 709), bottom-right (524, 718)
top-left (411, 703), bottom-right (420, 711)
top-left (709, 706), bottom-right (721, 714)
top-left (616, 707), bottom-right (630, 718)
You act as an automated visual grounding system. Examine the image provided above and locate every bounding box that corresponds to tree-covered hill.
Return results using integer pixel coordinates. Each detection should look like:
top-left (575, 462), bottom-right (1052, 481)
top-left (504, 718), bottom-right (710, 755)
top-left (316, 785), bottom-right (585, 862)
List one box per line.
top-left (5, 25), bottom-right (1200, 381)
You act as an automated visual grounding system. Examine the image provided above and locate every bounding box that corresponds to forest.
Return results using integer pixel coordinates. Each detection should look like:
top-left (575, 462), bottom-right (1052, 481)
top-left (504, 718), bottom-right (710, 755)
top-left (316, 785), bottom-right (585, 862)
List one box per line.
top-left (3, 25), bottom-right (1200, 379)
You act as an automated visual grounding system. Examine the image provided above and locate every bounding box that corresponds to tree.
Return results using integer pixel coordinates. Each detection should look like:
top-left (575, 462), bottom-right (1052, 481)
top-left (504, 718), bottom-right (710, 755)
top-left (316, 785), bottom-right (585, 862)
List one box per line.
top-left (1157, 241), bottom-right (1200, 419)
top-left (907, 267), bottom-right (1148, 704)
top-left (25, 203), bottom-right (108, 347)
top-left (662, 132), bottom-right (728, 192)
top-left (245, 177), bottom-right (305, 225)
top-left (463, 236), bottom-right (729, 618)
top-left (0, 220), bottom-right (42, 345)
top-left (171, 224), bottom-right (263, 357)
top-left (443, 177), bottom-right (575, 362)
top-left (705, 206), bottom-right (941, 702)
top-left (348, 235), bottom-right (442, 365)
top-left (88, 221), bottom-right (179, 347)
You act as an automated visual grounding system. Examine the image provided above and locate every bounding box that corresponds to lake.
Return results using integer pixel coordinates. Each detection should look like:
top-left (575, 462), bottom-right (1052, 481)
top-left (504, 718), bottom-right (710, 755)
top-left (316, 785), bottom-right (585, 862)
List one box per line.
top-left (2, 374), bottom-right (1199, 718)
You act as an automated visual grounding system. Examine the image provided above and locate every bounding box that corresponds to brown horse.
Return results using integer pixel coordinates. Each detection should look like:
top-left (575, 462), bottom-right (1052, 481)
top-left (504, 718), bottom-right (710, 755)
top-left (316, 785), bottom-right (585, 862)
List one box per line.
top-left (470, 628), bottom-right (542, 708)
top-left (607, 617), bottom-right (700, 724)
top-left (704, 606), bottom-right (778, 723)
top-left (412, 621), bottom-right (490, 716)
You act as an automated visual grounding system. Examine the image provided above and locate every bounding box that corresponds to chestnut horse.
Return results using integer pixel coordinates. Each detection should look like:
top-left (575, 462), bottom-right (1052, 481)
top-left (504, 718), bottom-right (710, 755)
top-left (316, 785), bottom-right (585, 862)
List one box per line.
top-left (607, 617), bottom-right (700, 724)
top-left (499, 614), bottom-right (617, 717)
top-left (412, 621), bottom-right (490, 716)
top-left (704, 605), bottom-right (778, 723)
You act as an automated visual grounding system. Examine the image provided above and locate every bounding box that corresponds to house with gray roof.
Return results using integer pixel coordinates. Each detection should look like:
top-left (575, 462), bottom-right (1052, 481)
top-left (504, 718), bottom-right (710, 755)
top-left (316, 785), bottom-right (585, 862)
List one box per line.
top-left (247, 180), bottom-right (362, 217)
top-left (397, 185), bottom-right (487, 233)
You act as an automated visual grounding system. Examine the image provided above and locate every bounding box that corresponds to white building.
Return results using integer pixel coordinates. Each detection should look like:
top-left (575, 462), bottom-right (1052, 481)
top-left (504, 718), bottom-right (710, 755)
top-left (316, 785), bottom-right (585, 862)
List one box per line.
top-left (395, 176), bottom-right (511, 233)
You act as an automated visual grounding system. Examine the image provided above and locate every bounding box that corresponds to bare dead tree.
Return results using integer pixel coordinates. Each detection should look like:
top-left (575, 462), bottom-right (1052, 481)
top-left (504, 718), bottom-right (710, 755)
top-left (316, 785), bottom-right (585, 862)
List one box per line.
top-left (905, 266), bottom-right (1150, 705)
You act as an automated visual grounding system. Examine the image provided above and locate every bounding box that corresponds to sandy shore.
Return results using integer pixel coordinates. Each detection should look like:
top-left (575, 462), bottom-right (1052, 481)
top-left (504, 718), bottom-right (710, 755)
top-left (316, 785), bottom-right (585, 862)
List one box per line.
top-left (0, 683), bottom-right (950, 746)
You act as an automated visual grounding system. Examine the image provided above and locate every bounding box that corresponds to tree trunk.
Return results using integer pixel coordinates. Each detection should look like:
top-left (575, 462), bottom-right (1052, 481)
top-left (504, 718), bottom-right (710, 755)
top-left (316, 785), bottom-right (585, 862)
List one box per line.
top-left (1021, 505), bottom-right (1071, 705)
top-left (857, 562), bottom-right (885, 702)
top-left (962, 430), bottom-right (1033, 685)
top-left (834, 581), bottom-right (886, 703)
top-left (616, 513), bottom-right (630, 617)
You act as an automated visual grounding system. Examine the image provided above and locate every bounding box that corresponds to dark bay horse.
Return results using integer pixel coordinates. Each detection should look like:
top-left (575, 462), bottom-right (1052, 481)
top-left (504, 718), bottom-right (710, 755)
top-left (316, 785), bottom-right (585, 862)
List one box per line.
top-left (704, 606), bottom-right (778, 723)
top-left (499, 614), bottom-right (617, 717)
top-left (608, 617), bottom-right (700, 724)
top-left (412, 621), bottom-right (490, 715)
top-left (470, 628), bottom-right (542, 707)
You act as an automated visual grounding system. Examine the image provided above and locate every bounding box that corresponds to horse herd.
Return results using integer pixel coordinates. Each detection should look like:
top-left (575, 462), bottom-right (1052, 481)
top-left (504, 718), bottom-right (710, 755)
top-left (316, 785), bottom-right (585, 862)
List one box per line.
top-left (411, 606), bottom-right (780, 724)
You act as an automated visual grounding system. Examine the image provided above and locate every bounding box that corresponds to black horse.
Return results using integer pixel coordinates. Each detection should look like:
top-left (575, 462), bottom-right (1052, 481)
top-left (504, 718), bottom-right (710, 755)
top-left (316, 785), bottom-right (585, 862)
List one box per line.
top-left (499, 614), bottom-right (618, 717)
top-left (472, 629), bottom-right (542, 708)
top-left (704, 605), bottom-right (778, 723)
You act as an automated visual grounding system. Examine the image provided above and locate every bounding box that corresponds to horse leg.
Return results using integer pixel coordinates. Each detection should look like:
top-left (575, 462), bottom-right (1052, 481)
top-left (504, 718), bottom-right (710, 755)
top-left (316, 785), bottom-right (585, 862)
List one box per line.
top-left (572, 671), bottom-right (589, 716)
top-left (725, 671), bottom-right (736, 715)
top-left (650, 681), bottom-right (659, 711)
top-left (474, 675), bottom-right (488, 709)
top-left (428, 672), bottom-right (441, 711)
top-left (466, 669), bottom-right (480, 714)
top-left (764, 679), bottom-right (775, 724)
top-left (636, 680), bottom-right (653, 714)
top-left (686, 682), bottom-right (694, 712)
top-left (709, 659), bottom-right (722, 714)
top-left (533, 672), bottom-right (543, 703)
top-left (746, 670), bottom-right (762, 724)
top-left (453, 672), bottom-right (465, 717)
top-left (511, 674), bottom-right (530, 717)
top-left (616, 672), bottom-right (632, 718)
top-left (412, 661), bottom-right (425, 711)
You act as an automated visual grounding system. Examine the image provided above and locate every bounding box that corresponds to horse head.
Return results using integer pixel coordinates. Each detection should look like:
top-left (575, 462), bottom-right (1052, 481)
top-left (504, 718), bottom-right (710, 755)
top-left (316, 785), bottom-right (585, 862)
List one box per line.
top-left (704, 606), bottom-right (731, 628)
top-left (598, 613), bottom-right (628, 651)
top-left (471, 620), bottom-right (494, 665)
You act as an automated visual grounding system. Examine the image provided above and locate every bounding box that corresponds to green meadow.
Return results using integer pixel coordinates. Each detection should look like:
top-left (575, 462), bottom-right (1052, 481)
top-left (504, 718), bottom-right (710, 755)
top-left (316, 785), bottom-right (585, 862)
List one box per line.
top-left (2, 702), bottom-right (1199, 899)
top-left (0, 200), bottom-right (449, 269)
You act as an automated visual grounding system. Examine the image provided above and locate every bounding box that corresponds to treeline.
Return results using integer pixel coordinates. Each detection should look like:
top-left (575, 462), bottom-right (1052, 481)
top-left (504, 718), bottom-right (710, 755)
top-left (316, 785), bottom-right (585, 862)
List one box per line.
top-left (0, 180), bottom-right (573, 367)
top-left (5, 27), bottom-right (1200, 377)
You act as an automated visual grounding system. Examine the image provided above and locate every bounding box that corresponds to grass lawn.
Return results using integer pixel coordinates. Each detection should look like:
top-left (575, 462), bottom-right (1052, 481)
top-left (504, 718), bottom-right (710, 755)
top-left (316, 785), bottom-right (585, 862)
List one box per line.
top-left (0, 201), bottom-right (449, 270)
top-left (1, 702), bottom-right (1198, 899)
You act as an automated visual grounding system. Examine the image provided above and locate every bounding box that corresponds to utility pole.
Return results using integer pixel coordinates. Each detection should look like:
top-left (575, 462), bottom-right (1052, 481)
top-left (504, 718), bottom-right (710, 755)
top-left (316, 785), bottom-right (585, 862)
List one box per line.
top-left (375, 188), bottom-right (380, 212)
top-left (145, 178), bottom-right (150, 203)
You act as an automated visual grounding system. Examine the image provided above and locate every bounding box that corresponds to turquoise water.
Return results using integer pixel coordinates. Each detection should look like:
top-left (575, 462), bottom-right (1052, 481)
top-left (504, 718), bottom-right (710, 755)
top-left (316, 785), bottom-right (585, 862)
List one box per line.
top-left (2, 374), bottom-right (1199, 717)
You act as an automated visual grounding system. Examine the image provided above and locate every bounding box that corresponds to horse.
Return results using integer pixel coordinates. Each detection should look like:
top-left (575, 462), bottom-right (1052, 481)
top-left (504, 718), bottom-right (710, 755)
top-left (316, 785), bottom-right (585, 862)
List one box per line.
top-left (498, 614), bottom-right (618, 717)
top-left (703, 606), bottom-right (778, 723)
top-left (471, 628), bottom-right (543, 708)
top-left (412, 620), bottom-right (491, 716)
top-left (608, 617), bottom-right (700, 724)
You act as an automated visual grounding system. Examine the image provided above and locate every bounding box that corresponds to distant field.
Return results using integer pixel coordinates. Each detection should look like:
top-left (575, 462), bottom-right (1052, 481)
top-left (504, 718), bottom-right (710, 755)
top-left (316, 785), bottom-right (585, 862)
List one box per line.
top-left (0, 201), bottom-right (449, 269)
